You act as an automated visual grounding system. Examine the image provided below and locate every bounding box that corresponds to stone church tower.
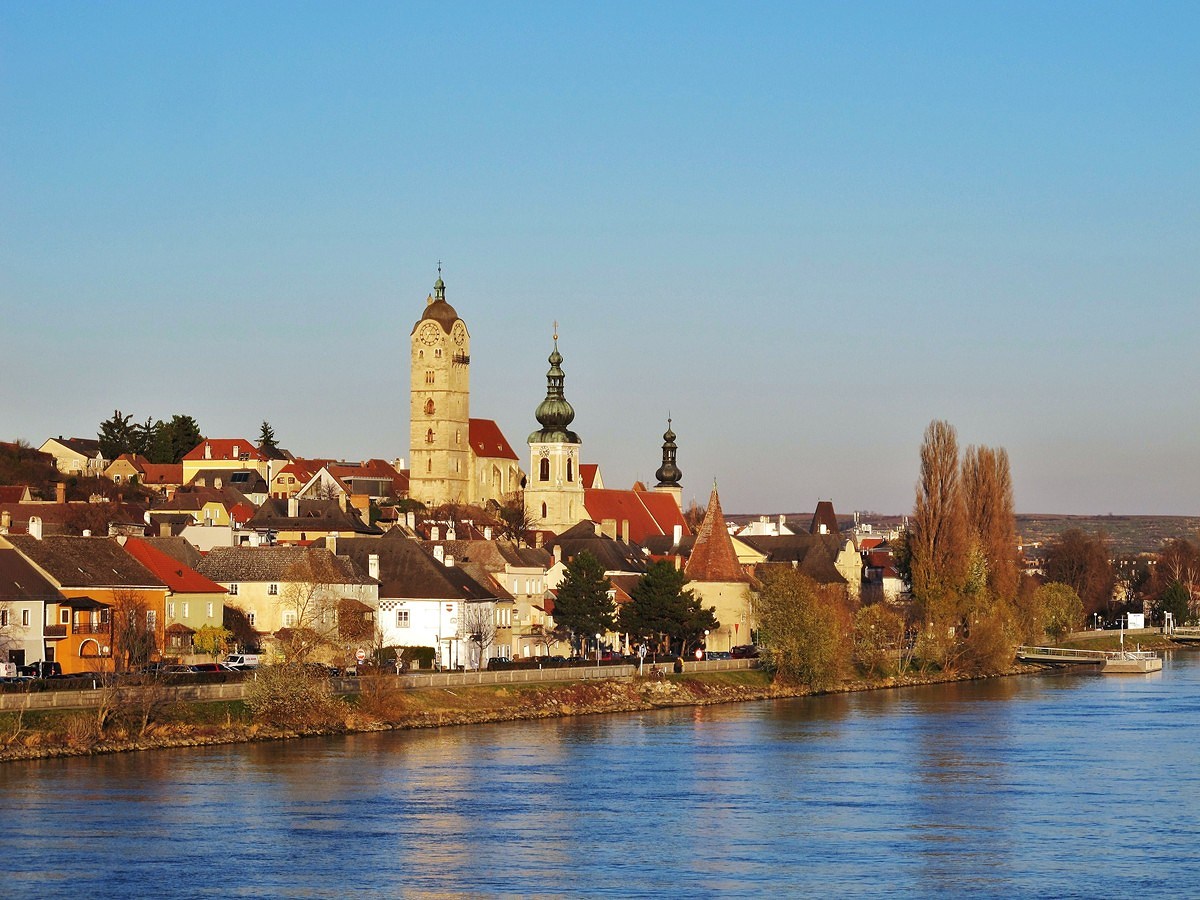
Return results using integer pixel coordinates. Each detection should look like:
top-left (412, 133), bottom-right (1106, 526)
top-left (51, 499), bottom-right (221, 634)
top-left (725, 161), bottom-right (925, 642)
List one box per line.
top-left (653, 418), bottom-right (683, 509)
top-left (525, 331), bottom-right (584, 534)
top-left (409, 274), bottom-right (471, 507)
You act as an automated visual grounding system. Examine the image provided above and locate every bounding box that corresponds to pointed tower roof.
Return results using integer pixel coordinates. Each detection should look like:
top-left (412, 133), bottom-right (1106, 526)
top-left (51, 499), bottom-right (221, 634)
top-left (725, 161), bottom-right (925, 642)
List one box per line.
top-left (528, 327), bottom-right (580, 444)
top-left (809, 500), bottom-right (840, 536)
top-left (684, 484), bottom-right (750, 583)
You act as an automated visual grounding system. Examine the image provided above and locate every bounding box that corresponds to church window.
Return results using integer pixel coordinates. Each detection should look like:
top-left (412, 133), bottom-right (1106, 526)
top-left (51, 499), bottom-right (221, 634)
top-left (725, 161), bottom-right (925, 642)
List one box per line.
top-left (541, 502), bottom-right (548, 518)
top-left (418, 350), bottom-right (424, 360)
top-left (435, 348), bottom-right (442, 358)
top-left (566, 459), bottom-right (574, 482)
top-left (427, 458), bottom-right (432, 473)
top-left (539, 458), bottom-right (550, 482)
top-left (426, 429), bottom-right (435, 444)
top-left (455, 430), bottom-right (461, 445)
top-left (425, 371), bottom-right (435, 385)
top-left (425, 399), bottom-right (435, 415)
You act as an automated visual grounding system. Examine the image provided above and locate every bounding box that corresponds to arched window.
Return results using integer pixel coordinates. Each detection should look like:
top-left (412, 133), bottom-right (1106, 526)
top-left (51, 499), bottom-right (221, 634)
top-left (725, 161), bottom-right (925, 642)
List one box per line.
top-left (426, 429), bottom-right (435, 444)
top-left (427, 458), bottom-right (432, 473)
top-left (566, 459), bottom-right (574, 482)
top-left (539, 458), bottom-right (550, 482)
top-left (541, 502), bottom-right (548, 518)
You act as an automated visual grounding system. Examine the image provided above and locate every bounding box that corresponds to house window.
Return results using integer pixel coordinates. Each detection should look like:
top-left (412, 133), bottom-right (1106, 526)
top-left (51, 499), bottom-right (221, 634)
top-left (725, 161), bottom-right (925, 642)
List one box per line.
top-left (247, 611), bottom-right (256, 627)
top-left (0, 610), bottom-right (8, 627)
top-left (396, 610), bottom-right (410, 628)
top-left (268, 584), bottom-right (279, 596)
top-left (229, 583), bottom-right (239, 595)
top-left (167, 602), bottom-right (175, 619)
top-left (539, 458), bottom-right (550, 481)
top-left (283, 612), bottom-right (296, 627)
top-left (60, 608), bottom-right (69, 625)
top-left (22, 609), bottom-right (31, 627)
top-left (182, 602), bottom-right (189, 618)
top-left (146, 610), bottom-right (157, 628)
top-left (207, 602), bottom-right (214, 618)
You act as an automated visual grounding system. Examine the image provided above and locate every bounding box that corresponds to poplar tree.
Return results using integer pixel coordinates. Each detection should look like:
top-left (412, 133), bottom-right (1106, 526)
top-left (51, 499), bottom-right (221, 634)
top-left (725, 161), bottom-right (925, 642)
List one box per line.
top-left (908, 420), bottom-right (969, 627)
top-left (962, 444), bottom-right (1019, 603)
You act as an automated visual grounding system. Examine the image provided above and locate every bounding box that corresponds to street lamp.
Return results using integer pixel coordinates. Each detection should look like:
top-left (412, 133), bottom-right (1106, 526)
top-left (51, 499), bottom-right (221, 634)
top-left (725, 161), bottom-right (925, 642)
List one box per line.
top-left (595, 633), bottom-right (602, 663)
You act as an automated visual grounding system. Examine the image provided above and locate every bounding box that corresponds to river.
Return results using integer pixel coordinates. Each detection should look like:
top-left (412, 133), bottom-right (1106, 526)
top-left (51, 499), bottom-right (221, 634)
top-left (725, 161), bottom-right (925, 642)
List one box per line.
top-left (3, 653), bottom-right (1200, 898)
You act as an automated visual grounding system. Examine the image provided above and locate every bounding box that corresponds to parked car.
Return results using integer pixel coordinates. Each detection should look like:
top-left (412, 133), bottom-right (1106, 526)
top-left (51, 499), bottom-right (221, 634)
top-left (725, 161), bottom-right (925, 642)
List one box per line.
top-left (18, 661), bottom-right (62, 678)
top-left (187, 663), bottom-right (236, 673)
top-left (706, 651), bottom-right (731, 661)
top-left (223, 654), bottom-right (262, 670)
top-left (730, 644), bottom-right (760, 659)
top-left (486, 656), bottom-right (513, 670)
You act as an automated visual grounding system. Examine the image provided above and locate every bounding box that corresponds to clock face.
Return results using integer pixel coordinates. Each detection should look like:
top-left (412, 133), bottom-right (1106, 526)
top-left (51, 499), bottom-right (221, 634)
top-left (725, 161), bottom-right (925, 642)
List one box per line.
top-left (452, 323), bottom-right (466, 346)
top-left (419, 324), bottom-right (440, 346)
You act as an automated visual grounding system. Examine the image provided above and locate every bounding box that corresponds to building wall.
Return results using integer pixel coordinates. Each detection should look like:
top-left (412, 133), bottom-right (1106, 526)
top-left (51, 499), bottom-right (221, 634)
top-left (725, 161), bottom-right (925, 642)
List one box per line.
top-left (0, 600), bottom-right (43, 669)
top-left (525, 441), bottom-right (585, 535)
top-left (409, 318), bottom-right (471, 507)
top-left (689, 581), bottom-right (754, 652)
top-left (470, 453), bottom-right (521, 508)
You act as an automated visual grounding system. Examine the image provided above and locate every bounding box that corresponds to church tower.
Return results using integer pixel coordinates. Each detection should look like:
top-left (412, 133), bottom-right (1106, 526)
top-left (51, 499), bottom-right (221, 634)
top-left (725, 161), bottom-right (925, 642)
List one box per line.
top-left (653, 417), bottom-right (683, 509)
top-left (409, 273), bottom-right (471, 507)
top-left (525, 329), bottom-right (584, 534)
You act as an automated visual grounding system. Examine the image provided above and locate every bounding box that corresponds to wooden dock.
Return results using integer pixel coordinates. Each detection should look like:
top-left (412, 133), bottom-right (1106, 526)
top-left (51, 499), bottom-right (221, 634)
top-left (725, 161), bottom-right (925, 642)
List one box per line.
top-left (1015, 645), bottom-right (1162, 674)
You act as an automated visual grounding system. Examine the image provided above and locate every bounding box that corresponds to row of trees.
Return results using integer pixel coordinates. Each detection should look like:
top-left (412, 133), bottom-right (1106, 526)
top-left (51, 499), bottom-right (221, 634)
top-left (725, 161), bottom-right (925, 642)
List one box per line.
top-left (552, 552), bottom-right (718, 657)
top-left (97, 410), bottom-right (205, 464)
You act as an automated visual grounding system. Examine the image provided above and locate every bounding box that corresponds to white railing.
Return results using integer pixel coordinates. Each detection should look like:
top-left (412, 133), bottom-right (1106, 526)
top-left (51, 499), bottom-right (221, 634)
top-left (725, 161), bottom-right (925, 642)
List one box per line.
top-left (1016, 645), bottom-right (1159, 662)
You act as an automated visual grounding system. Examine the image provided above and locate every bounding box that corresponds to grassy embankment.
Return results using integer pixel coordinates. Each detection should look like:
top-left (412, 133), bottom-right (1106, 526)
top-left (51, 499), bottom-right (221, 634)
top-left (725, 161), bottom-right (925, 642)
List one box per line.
top-left (0, 665), bottom-right (1034, 763)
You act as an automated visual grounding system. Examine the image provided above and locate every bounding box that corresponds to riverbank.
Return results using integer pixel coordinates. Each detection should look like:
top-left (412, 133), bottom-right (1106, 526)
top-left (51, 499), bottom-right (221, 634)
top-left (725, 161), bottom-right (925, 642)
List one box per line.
top-left (0, 664), bottom-right (1047, 763)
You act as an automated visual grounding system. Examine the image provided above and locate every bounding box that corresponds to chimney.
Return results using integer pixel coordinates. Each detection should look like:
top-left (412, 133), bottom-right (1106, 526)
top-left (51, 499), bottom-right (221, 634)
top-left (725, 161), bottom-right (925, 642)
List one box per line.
top-left (779, 514), bottom-right (786, 528)
top-left (672, 524), bottom-right (682, 547)
top-left (159, 522), bottom-right (171, 537)
top-left (0, 510), bottom-right (10, 532)
top-left (288, 497), bottom-right (298, 517)
top-left (338, 493), bottom-right (348, 513)
top-left (56, 482), bottom-right (66, 504)
top-left (368, 553), bottom-right (380, 581)
top-left (431, 525), bottom-right (440, 541)
top-left (204, 442), bottom-right (212, 459)
top-left (327, 532), bottom-right (338, 555)
top-left (621, 520), bottom-right (630, 544)
top-left (29, 516), bottom-right (43, 540)
top-left (553, 544), bottom-right (562, 565)
top-left (82, 529), bottom-right (91, 537)
top-left (534, 532), bottom-right (544, 549)
top-left (444, 554), bottom-right (454, 568)
top-left (433, 545), bottom-right (444, 562)
top-left (406, 511), bottom-right (415, 528)
top-left (483, 525), bottom-right (492, 540)
top-left (447, 525), bottom-right (456, 541)
top-left (601, 518), bottom-right (617, 539)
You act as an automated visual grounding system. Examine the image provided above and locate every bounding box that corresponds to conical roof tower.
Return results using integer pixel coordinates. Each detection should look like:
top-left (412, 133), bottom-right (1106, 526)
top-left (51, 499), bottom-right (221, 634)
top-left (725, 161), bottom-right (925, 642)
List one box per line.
top-left (685, 483), bottom-right (750, 583)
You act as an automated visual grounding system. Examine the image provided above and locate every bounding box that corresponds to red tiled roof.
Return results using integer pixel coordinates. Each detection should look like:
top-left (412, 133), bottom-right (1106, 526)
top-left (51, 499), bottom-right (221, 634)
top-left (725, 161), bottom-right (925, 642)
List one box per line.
top-left (684, 487), bottom-right (751, 583)
top-left (583, 488), bottom-right (689, 544)
top-left (579, 464), bottom-right (600, 489)
top-left (122, 537), bottom-right (227, 594)
top-left (858, 537), bottom-right (884, 551)
top-left (140, 463), bottom-right (183, 485)
top-left (469, 419), bottom-right (519, 461)
top-left (0, 486), bottom-right (30, 503)
top-left (183, 439), bottom-right (266, 462)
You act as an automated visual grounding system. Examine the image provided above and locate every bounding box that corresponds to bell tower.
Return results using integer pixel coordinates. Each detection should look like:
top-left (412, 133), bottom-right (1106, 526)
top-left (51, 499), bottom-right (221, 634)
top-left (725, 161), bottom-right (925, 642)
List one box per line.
top-left (409, 271), bottom-right (471, 507)
top-left (525, 327), bottom-right (584, 534)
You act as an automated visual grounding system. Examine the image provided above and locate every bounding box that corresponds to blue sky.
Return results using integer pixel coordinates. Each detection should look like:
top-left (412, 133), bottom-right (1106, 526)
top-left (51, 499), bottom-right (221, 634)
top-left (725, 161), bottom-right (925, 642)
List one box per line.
top-left (3, 2), bottom-right (1197, 515)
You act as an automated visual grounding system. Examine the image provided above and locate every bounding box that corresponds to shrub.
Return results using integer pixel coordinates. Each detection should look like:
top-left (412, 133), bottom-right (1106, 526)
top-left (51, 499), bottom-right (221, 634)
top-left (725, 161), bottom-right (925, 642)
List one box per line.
top-left (244, 665), bottom-right (345, 728)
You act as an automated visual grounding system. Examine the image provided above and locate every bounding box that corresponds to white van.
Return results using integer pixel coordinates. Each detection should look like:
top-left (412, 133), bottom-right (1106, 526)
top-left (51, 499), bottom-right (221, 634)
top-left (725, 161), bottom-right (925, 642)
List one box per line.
top-left (224, 654), bottom-right (262, 669)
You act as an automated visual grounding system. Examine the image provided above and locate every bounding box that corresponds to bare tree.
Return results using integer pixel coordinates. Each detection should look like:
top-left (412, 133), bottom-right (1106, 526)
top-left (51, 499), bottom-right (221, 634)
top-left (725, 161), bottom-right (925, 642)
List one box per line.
top-left (496, 493), bottom-right (536, 546)
top-left (277, 555), bottom-right (346, 663)
top-left (458, 601), bottom-right (496, 669)
top-left (110, 589), bottom-right (157, 673)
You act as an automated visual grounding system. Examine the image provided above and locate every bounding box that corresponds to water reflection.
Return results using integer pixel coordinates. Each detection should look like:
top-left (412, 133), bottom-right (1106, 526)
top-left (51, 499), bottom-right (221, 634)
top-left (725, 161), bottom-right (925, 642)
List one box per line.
top-left (3, 654), bottom-right (1200, 896)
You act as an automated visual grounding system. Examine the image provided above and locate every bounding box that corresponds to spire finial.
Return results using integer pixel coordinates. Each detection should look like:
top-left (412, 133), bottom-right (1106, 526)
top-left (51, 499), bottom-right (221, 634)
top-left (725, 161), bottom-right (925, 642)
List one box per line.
top-left (553, 320), bottom-right (559, 343)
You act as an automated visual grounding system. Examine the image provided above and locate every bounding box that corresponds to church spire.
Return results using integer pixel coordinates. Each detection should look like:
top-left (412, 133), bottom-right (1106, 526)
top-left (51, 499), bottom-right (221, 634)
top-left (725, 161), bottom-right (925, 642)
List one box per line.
top-left (528, 325), bottom-right (580, 444)
top-left (654, 416), bottom-right (682, 487)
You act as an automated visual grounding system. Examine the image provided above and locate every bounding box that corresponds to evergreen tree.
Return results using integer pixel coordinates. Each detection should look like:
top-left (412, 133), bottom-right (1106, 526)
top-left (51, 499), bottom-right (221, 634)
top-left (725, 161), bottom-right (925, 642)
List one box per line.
top-left (552, 551), bottom-right (614, 652)
top-left (152, 414), bottom-right (203, 464)
top-left (258, 420), bottom-right (279, 451)
top-left (97, 409), bottom-right (135, 459)
top-left (131, 417), bottom-right (160, 457)
top-left (1159, 580), bottom-right (1192, 626)
top-left (619, 560), bottom-right (715, 655)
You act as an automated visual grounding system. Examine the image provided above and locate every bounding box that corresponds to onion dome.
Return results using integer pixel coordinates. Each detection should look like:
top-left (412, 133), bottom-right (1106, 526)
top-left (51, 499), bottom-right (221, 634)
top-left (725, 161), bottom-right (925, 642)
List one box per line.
top-left (528, 335), bottom-right (581, 444)
top-left (418, 273), bottom-right (460, 332)
top-left (655, 417), bottom-right (682, 486)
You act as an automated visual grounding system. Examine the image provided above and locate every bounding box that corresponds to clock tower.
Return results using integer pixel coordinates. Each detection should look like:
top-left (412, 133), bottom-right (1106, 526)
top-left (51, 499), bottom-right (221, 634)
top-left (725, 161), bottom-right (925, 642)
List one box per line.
top-left (409, 273), bottom-right (471, 507)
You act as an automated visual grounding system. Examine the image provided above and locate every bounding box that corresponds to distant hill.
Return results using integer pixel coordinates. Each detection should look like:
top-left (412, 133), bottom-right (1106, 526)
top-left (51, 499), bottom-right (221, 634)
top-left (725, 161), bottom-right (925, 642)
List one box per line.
top-left (729, 511), bottom-right (1199, 556)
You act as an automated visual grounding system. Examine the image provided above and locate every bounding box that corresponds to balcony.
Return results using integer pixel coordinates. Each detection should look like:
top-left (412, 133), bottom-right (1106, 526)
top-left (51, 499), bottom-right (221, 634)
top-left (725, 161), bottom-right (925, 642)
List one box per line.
top-left (43, 624), bottom-right (67, 638)
top-left (73, 622), bottom-right (110, 635)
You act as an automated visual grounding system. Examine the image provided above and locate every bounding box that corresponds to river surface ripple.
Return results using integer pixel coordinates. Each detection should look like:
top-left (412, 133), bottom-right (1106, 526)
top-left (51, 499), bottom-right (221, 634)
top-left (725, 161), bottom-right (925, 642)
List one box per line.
top-left (3, 654), bottom-right (1200, 898)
